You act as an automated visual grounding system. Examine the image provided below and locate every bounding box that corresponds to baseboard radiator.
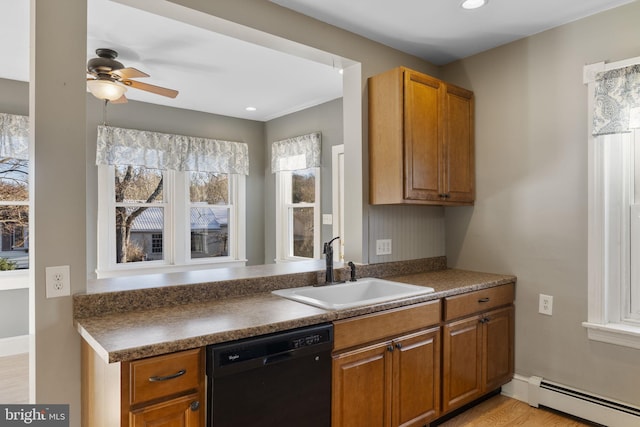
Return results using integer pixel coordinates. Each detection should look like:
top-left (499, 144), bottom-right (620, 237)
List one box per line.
top-left (527, 376), bottom-right (640, 427)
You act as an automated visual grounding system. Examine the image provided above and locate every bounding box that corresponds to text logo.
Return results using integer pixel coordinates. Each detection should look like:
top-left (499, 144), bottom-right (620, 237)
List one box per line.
top-left (0, 405), bottom-right (69, 426)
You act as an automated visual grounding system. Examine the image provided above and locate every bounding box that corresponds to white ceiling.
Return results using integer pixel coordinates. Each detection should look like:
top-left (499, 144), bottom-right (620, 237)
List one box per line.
top-left (271, 0), bottom-right (636, 66)
top-left (1, 0), bottom-right (635, 121)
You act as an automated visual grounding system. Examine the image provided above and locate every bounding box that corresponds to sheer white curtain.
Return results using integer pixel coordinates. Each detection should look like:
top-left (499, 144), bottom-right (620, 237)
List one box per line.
top-left (0, 113), bottom-right (29, 160)
top-left (271, 132), bottom-right (321, 172)
top-left (96, 125), bottom-right (249, 175)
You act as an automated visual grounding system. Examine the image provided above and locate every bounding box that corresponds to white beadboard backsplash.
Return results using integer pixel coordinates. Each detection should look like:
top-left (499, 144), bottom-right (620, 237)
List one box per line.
top-left (368, 205), bottom-right (445, 263)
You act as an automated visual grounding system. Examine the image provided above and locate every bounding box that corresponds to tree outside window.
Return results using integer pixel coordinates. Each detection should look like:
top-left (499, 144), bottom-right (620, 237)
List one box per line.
top-left (114, 165), bottom-right (164, 264)
top-left (0, 157), bottom-right (29, 270)
top-left (189, 172), bottom-right (231, 259)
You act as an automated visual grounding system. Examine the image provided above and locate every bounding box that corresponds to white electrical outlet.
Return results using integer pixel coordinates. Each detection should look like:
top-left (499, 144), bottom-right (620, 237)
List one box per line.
top-left (539, 294), bottom-right (553, 316)
top-left (46, 265), bottom-right (71, 298)
top-left (376, 239), bottom-right (392, 255)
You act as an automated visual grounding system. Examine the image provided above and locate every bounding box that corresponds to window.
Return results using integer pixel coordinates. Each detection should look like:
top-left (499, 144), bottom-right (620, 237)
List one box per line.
top-left (276, 167), bottom-right (320, 260)
top-left (0, 113), bottom-right (30, 290)
top-left (189, 172), bottom-right (233, 259)
top-left (0, 156), bottom-right (29, 269)
top-left (96, 126), bottom-right (248, 278)
top-left (272, 132), bottom-right (322, 262)
top-left (583, 58), bottom-right (640, 349)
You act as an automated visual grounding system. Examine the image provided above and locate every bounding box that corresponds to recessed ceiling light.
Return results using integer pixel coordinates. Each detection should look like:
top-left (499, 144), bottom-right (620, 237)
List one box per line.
top-left (245, 106), bottom-right (257, 112)
top-left (461, 0), bottom-right (487, 10)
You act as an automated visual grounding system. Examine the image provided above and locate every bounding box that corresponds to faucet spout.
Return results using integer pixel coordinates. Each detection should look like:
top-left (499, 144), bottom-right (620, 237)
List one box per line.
top-left (323, 236), bottom-right (340, 284)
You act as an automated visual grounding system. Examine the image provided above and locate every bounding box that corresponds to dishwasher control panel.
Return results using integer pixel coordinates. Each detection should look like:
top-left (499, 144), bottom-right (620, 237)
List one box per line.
top-left (292, 332), bottom-right (323, 349)
top-left (209, 323), bottom-right (333, 368)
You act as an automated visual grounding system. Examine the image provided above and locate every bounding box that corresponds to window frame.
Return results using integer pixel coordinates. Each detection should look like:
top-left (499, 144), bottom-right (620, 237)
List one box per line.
top-left (96, 165), bottom-right (246, 278)
top-left (275, 167), bottom-right (321, 262)
top-left (583, 57), bottom-right (640, 349)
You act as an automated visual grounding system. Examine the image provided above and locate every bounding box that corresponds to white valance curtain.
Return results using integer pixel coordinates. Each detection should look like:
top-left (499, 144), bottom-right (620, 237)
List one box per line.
top-left (0, 113), bottom-right (29, 160)
top-left (271, 132), bottom-right (321, 173)
top-left (593, 64), bottom-right (640, 136)
top-left (96, 125), bottom-right (249, 175)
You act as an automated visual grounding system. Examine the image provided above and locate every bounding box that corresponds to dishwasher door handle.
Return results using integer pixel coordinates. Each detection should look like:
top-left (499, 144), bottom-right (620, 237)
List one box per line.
top-left (263, 352), bottom-right (294, 366)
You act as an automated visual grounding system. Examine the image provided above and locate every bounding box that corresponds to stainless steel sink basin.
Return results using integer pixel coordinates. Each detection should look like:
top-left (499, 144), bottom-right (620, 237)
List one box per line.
top-left (272, 278), bottom-right (434, 310)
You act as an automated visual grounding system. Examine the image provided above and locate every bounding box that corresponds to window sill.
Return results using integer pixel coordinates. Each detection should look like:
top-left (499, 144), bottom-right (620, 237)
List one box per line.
top-left (0, 270), bottom-right (29, 291)
top-left (95, 260), bottom-right (247, 279)
top-left (582, 321), bottom-right (640, 350)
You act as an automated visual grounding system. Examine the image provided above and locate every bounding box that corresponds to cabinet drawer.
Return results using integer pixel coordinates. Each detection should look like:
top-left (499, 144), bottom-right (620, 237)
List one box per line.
top-left (128, 348), bottom-right (201, 406)
top-left (443, 283), bottom-right (514, 321)
top-left (333, 300), bottom-right (440, 352)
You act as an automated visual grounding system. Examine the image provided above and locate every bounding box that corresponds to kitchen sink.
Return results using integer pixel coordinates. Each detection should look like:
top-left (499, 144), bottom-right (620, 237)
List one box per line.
top-left (272, 278), bottom-right (435, 310)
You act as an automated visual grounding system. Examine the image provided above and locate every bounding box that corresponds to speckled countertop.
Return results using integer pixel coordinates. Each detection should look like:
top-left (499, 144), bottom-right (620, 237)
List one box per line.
top-left (74, 257), bottom-right (516, 363)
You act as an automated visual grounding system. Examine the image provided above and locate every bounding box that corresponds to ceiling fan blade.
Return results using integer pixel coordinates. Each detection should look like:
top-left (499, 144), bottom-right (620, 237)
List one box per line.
top-left (112, 67), bottom-right (149, 79)
top-left (122, 79), bottom-right (178, 98)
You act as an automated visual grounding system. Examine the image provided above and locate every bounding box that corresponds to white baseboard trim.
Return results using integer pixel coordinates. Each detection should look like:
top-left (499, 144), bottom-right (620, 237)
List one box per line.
top-left (501, 373), bottom-right (640, 427)
top-left (500, 373), bottom-right (530, 402)
top-left (0, 334), bottom-right (30, 357)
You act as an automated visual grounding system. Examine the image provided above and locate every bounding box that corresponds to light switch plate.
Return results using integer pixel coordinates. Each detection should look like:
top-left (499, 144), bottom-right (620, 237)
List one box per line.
top-left (376, 239), bottom-right (392, 255)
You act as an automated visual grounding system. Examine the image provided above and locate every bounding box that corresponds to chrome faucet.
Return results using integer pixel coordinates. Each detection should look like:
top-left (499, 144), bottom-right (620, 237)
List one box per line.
top-left (323, 236), bottom-right (340, 284)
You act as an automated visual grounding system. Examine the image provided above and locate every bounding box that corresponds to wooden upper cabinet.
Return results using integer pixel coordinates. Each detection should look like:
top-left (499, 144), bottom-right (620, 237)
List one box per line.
top-left (443, 84), bottom-right (474, 203)
top-left (369, 67), bottom-right (475, 205)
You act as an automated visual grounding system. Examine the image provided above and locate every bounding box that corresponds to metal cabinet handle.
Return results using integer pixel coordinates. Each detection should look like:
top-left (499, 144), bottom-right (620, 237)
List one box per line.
top-left (148, 369), bottom-right (186, 382)
top-left (395, 342), bottom-right (403, 350)
top-left (387, 345), bottom-right (394, 352)
top-left (190, 401), bottom-right (200, 412)
top-left (478, 297), bottom-right (490, 303)
top-left (479, 317), bottom-right (490, 324)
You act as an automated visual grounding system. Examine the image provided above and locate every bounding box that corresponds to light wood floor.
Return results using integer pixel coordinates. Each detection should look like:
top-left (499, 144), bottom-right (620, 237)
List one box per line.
top-left (0, 352), bottom-right (29, 404)
top-left (437, 394), bottom-right (598, 426)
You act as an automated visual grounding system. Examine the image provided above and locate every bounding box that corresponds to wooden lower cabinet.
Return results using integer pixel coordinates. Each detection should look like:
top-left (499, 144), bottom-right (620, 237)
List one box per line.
top-left (130, 392), bottom-right (201, 427)
top-left (393, 329), bottom-right (440, 427)
top-left (81, 342), bottom-right (205, 427)
top-left (442, 305), bottom-right (514, 413)
top-left (332, 342), bottom-right (389, 427)
top-left (332, 327), bottom-right (440, 427)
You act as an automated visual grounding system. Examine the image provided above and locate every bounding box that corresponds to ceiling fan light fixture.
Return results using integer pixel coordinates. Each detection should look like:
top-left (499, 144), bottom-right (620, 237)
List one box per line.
top-left (461, 0), bottom-right (487, 10)
top-left (87, 79), bottom-right (127, 101)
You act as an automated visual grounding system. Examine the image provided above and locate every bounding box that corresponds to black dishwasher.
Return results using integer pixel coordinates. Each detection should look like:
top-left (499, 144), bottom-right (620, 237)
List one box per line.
top-left (206, 323), bottom-right (333, 427)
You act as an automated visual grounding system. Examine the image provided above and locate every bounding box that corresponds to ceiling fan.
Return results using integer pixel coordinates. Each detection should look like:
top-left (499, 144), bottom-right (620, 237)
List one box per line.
top-left (86, 48), bottom-right (179, 103)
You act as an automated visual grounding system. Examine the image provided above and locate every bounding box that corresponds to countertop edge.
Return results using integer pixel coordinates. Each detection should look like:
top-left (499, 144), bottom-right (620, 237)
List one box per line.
top-left (76, 269), bottom-right (516, 364)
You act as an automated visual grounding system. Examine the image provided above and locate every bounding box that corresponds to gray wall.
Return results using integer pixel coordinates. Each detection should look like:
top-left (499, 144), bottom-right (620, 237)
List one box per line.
top-left (442, 1), bottom-right (640, 406)
top-left (0, 288), bottom-right (28, 338)
top-left (264, 97), bottom-right (343, 264)
top-left (0, 78), bottom-right (28, 116)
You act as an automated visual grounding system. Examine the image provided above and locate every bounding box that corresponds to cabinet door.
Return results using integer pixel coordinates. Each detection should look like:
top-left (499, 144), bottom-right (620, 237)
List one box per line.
top-left (393, 328), bottom-right (440, 427)
top-left (130, 393), bottom-right (201, 427)
top-left (483, 306), bottom-right (514, 391)
top-left (333, 342), bottom-right (392, 427)
top-left (443, 84), bottom-right (474, 203)
top-left (442, 316), bottom-right (482, 413)
top-left (403, 70), bottom-right (443, 202)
